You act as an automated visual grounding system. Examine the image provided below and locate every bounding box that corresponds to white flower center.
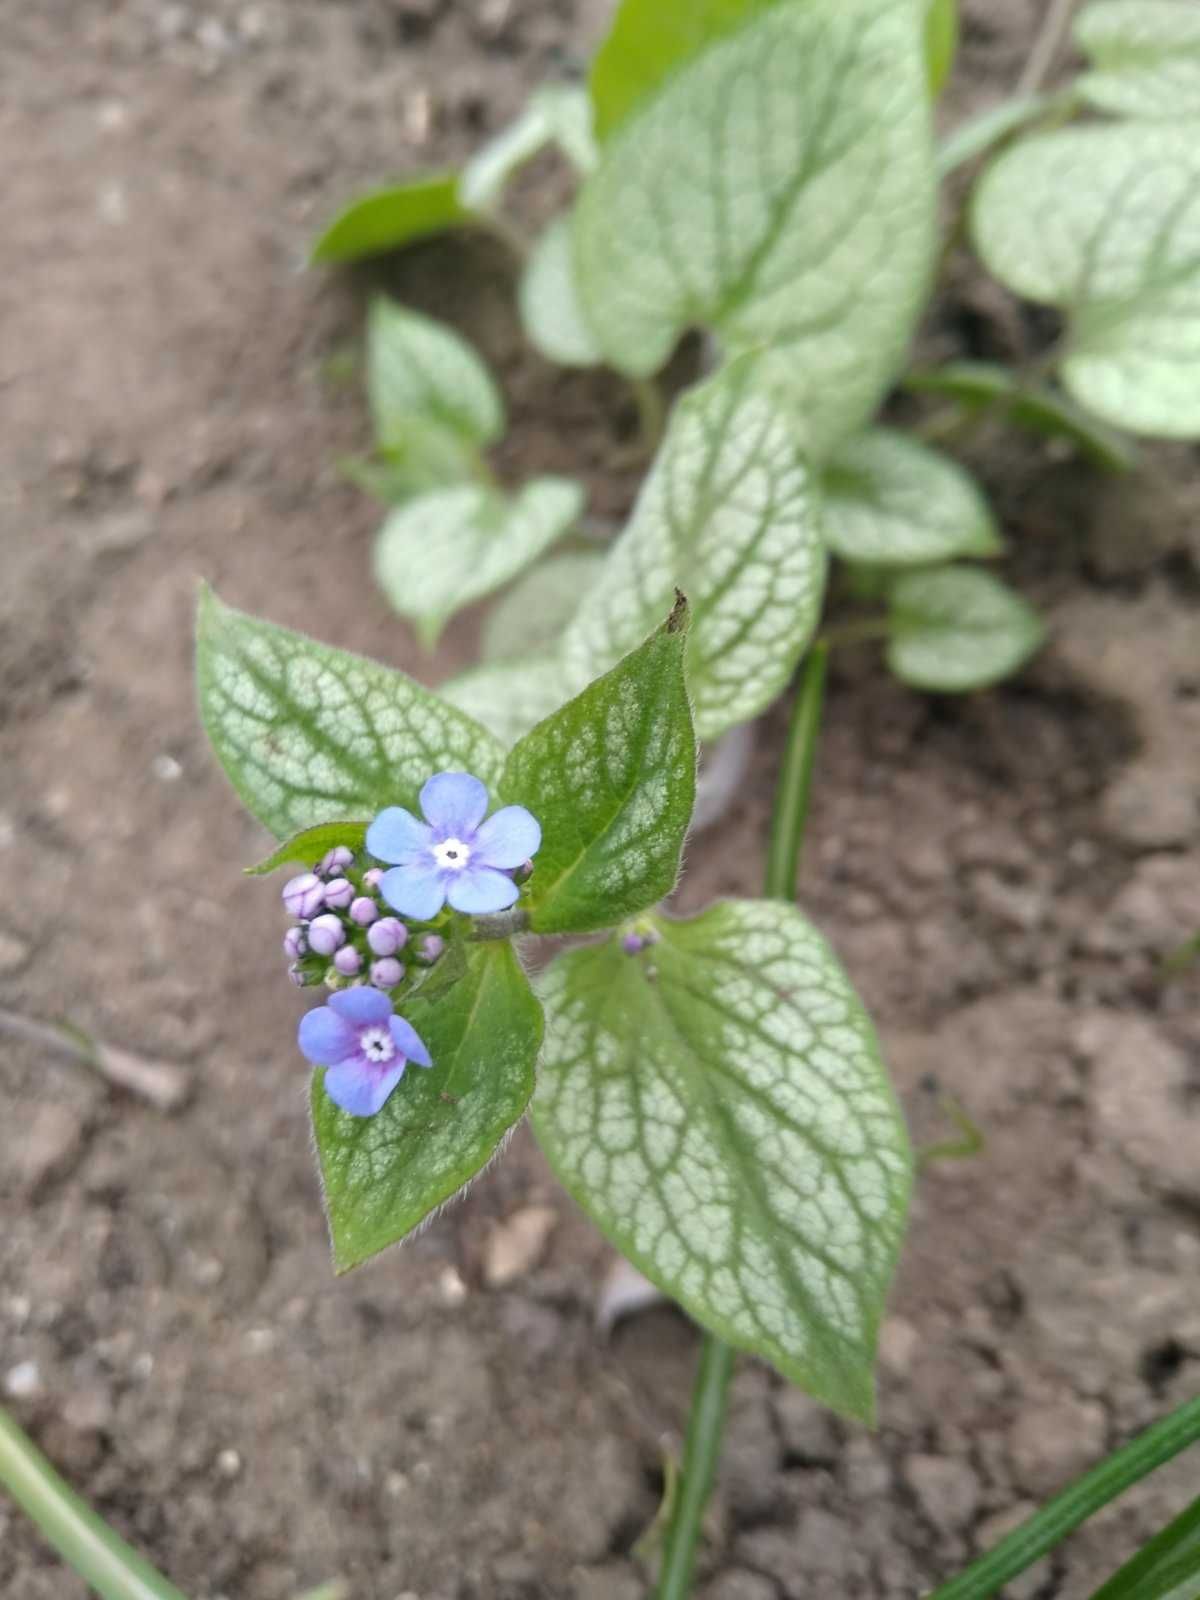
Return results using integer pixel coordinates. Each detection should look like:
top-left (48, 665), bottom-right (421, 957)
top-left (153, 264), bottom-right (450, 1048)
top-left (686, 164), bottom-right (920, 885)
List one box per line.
top-left (432, 836), bottom-right (472, 872)
top-left (359, 1026), bottom-right (395, 1064)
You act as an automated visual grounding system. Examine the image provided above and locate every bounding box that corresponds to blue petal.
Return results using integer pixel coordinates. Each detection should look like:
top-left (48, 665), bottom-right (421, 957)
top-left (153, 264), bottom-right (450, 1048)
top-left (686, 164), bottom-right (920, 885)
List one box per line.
top-left (366, 806), bottom-right (432, 866)
top-left (328, 986), bottom-right (392, 1027)
top-left (323, 1057), bottom-right (406, 1117)
top-left (446, 865), bottom-right (519, 914)
top-left (473, 805), bottom-right (541, 870)
top-left (390, 1013), bottom-right (432, 1069)
top-left (420, 772), bottom-right (489, 838)
top-left (297, 1005), bottom-right (356, 1066)
top-left (380, 862), bottom-right (448, 921)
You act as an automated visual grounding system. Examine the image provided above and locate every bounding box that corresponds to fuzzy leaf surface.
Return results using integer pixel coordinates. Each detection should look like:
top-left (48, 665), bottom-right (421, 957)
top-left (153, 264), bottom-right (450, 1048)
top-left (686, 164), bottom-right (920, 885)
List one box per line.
top-left (823, 428), bottom-right (1001, 567)
top-left (532, 900), bottom-right (912, 1418)
top-left (887, 566), bottom-right (1046, 692)
top-left (441, 656), bottom-right (572, 747)
top-left (971, 123), bottom-right (1200, 437)
top-left (563, 357), bottom-right (824, 740)
top-left (312, 941), bottom-right (541, 1270)
top-left (246, 821), bottom-right (369, 876)
top-left (519, 217), bottom-right (602, 367)
top-left (367, 297), bottom-right (503, 455)
top-left (195, 587), bottom-right (504, 838)
top-left (482, 551), bottom-right (605, 662)
top-left (1075, 1), bottom-right (1200, 120)
top-left (374, 478), bottom-right (584, 646)
top-left (574, 0), bottom-right (935, 455)
top-left (503, 600), bottom-right (695, 933)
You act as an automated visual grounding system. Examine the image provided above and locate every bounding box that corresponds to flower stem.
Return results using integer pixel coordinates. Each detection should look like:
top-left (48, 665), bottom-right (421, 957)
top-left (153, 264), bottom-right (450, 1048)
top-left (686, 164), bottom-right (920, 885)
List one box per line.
top-left (468, 908), bottom-right (530, 941)
top-left (926, 1391), bottom-right (1200, 1600)
top-left (0, 1404), bottom-right (190, 1600)
top-left (654, 645), bottom-right (829, 1600)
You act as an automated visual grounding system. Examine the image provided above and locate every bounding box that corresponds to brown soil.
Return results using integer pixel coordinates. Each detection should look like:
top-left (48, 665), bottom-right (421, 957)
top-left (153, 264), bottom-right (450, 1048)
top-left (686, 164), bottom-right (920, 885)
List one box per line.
top-left (2, 3), bottom-right (1198, 1599)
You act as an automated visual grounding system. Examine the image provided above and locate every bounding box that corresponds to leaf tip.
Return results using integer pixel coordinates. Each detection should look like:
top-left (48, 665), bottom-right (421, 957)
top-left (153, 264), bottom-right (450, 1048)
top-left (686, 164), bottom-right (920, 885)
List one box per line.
top-left (665, 589), bottom-right (690, 635)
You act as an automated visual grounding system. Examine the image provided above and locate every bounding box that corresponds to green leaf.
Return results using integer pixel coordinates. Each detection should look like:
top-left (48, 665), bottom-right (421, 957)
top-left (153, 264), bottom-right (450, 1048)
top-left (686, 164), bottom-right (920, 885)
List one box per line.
top-left (503, 597), bottom-right (696, 934)
top-left (573, 0), bottom-right (936, 456)
top-left (563, 356), bottom-right (825, 741)
top-left (936, 92), bottom-right (1054, 178)
top-left (195, 585), bottom-right (504, 838)
top-left (1075, 1), bottom-right (1200, 121)
top-left (886, 565), bottom-right (1045, 692)
top-left (519, 217), bottom-right (602, 368)
top-left (532, 900), bottom-right (912, 1418)
top-left (971, 123), bottom-right (1200, 438)
top-left (374, 477), bottom-right (584, 646)
top-left (245, 821), bottom-right (368, 876)
top-left (310, 173), bottom-right (468, 265)
top-left (313, 940), bottom-right (542, 1271)
top-left (823, 428), bottom-right (1002, 567)
top-left (460, 85), bottom-right (596, 210)
top-left (441, 655), bottom-right (572, 747)
top-left (925, 0), bottom-right (958, 95)
top-left (367, 297), bottom-right (503, 458)
top-left (588, 0), bottom-right (777, 141)
top-left (482, 550), bottom-right (605, 662)
top-left (1089, 1493), bottom-right (1200, 1600)
top-left (905, 360), bottom-right (1137, 472)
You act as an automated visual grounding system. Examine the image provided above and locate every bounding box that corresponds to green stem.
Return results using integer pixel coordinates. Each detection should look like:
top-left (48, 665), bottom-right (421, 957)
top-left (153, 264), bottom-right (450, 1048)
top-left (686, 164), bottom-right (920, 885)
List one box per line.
top-left (927, 1392), bottom-right (1200, 1600)
top-left (654, 646), bottom-right (829, 1600)
top-left (0, 1405), bottom-right (190, 1600)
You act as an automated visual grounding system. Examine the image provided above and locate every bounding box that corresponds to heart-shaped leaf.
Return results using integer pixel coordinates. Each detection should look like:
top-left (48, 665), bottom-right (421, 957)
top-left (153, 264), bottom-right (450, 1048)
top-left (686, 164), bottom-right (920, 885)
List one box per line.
top-left (532, 900), bottom-right (912, 1419)
top-left (310, 173), bottom-right (468, 265)
top-left (519, 217), bottom-right (602, 368)
top-left (563, 356), bottom-right (824, 741)
top-left (886, 565), bottom-right (1045, 692)
top-left (195, 586), bottom-right (504, 838)
top-left (367, 297), bottom-right (503, 459)
top-left (823, 428), bottom-right (1002, 567)
top-left (313, 940), bottom-right (542, 1270)
top-left (503, 597), bottom-right (696, 933)
top-left (574, 0), bottom-right (936, 456)
top-left (971, 123), bottom-right (1200, 437)
top-left (1075, 1), bottom-right (1200, 120)
top-left (374, 477), bottom-right (584, 646)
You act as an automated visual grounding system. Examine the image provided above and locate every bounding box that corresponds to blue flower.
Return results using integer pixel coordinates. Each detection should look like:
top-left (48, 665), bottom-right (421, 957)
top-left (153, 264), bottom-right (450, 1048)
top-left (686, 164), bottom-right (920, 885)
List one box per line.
top-left (298, 987), bottom-right (432, 1117)
top-left (366, 772), bottom-right (541, 921)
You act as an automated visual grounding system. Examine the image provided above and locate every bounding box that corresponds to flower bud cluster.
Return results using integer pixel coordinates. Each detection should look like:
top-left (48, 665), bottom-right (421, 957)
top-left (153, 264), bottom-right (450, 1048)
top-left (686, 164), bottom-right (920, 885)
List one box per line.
top-left (281, 844), bottom-right (445, 994)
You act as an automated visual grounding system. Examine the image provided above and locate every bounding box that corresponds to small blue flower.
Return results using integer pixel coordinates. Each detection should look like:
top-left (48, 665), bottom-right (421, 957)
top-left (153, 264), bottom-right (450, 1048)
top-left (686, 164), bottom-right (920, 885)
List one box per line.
top-left (366, 772), bottom-right (541, 921)
top-left (298, 987), bottom-right (432, 1117)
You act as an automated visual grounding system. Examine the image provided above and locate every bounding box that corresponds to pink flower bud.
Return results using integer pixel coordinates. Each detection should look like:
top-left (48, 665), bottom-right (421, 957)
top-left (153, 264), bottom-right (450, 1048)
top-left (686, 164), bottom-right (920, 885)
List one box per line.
top-left (370, 957), bottom-right (404, 990)
top-left (513, 858), bottom-right (535, 884)
top-left (288, 963), bottom-right (306, 986)
top-left (323, 877), bottom-right (354, 910)
top-left (362, 867), bottom-right (384, 890)
top-left (307, 914), bottom-right (346, 957)
top-left (416, 933), bottom-right (445, 964)
top-left (333, 945), bottom-right (362, 976)
top-left (283, 927), bottom-right (307, 960)
top-left (318, 846), bottom-right (354, 876)
top-left (621, 932), bottom-right (646, 955)
top-left (349, 896), bottom-right (378, 926)
top-left (283, 872), bottom-right (324, 919)
top-left (367, 917), bottom-right (407, 957)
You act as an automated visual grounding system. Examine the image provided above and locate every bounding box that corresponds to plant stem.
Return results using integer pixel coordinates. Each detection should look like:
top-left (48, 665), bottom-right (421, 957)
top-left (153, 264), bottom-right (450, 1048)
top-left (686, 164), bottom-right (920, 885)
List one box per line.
top-left (927, 1392), bottom-right (1200, 1600)
top-left (654, 646), bottom-right (830, 1600)
top-left (0, 1405), bottom-right (190, 1600)
top-left (1016, 0), bottom-right (1078, 97)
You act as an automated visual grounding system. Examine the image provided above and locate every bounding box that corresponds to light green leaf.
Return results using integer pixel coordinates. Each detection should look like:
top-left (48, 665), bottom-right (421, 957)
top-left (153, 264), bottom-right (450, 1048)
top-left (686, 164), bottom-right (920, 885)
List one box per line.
top-left (563, 356), bottom-right (824, 741)
top-left (482, 550), bottom-right (605, 662)
top-left (588, 0), bottom-right (776, 141)
top-left (441, 655), bottom-right (571, 747)
top-left (823, 428), bottom-right (1002, 567)
top-left (245, 821), bottom-right (368, 876)
top-left (313, 940), bottom-right (542, 1271)
top-left (905, 361), bottom-right (1137, 471)
top-left (519, 217), bottom-right (602, 367)
top-left (374, 477), bottom-right (584, 646)
top-left (367, 297), bottom-right (503, 456)
top-left (936, 92), bottom-right (1053, 178)
top-left (925, 0), bottom-right (958, 94)
top-left (971, 123), bottom-right (1200, 437)
top-left (532, 900), bottom-right (912, 1418)
top-left (460, 85), bottom-right (597, 210)
top-left (1075, 1), bottom-right (1200, 120)
top-left (503, 597), bottom-right (696, 934)
top-left (310, 173), bottom-right (467, 265)
top-left (573, 0), bottom-right (936, 456)
top-left (887, 565), bottom-right (1045, 692)
top-left (195, 586), bottom-right (504, 838)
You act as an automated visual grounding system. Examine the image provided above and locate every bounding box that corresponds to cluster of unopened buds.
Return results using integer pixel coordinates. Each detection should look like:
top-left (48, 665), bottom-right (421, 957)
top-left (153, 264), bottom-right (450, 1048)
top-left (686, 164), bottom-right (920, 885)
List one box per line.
top-left (282, 771), bottom-right (540, 1118)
